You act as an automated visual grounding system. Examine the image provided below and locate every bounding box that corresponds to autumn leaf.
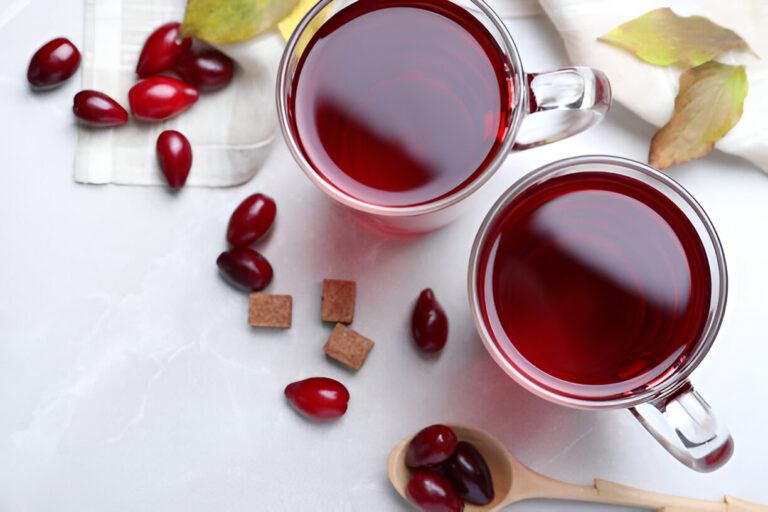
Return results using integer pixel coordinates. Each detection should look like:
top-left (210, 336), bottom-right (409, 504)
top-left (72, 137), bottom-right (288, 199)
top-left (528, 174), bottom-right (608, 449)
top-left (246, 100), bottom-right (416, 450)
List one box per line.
top-left (599, 8), bottom-right (756, 68)
top-left (649, 62), bottom-right (747, 169)
top-left (276, 0), bottom-right (328, 41)
top-left (180, 0), bottom-right (300, 44)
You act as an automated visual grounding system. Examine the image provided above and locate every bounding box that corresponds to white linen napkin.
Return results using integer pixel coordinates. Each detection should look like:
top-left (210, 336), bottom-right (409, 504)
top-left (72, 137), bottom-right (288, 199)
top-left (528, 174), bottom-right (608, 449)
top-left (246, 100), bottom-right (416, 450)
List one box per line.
top-left (534, 0), bottom-right (768, 173)
top-left (74, 0), bottom-right (542, 186)
top-left (74, 0), bottom-right (283, 186)
top-left (491, 0), bottom-right (542, 18)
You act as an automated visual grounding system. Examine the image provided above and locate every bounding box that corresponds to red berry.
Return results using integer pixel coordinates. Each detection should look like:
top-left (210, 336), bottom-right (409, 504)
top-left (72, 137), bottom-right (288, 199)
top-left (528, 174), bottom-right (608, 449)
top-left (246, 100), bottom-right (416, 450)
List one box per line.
top-left (284, 377), bottom-right (349, 420)
top-left (442, 441), bottom-right (495, 505)
top-left (128, 76), bottom-right (199, 121)
top-left (406, 424), bottom-right (458, 468)
top-left (156, 130), bottom-right (192, 188)
top-left (406, 470), bottom-right (464, 512)
top-left (227, 194), bottom-right (276, 248)
top-left (27, 37), bottom-right (81, 89)
top-left (136, 22), bottom-right (192, 78)
top-left (216, 248), bottom-right (273, 291)
top-left (72, 90), bottom-right (128, 126)
top-left (412, 289), bottom-right (449, 352)
top-left (174, 49), bottom-right (235, 91)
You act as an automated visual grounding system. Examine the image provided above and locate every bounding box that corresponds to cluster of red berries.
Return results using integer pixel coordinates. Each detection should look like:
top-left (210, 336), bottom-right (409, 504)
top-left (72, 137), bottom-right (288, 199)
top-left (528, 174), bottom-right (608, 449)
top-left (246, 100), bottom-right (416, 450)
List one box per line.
top-left (27, 23), bottom-right (235, 189)
top-left (406, 424), bottom-right (495, 512)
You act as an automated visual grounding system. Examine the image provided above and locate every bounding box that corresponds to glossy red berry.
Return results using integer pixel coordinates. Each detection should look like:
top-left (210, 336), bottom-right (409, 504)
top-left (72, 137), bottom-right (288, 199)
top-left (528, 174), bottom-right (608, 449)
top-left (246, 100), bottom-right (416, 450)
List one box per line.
top-left (27, 37), bottom-right (81, 89)
top-left (216, 248), bottom-right (273, 291)
top-left (227, 194), bottom-right (276, 248)
top-left (136, 22), bottom-right (192, 78)
top-left (156, 131), bottom-right (192, 188)
top-left (284, 377), bottom-right (349, 420)
top-left (174, 49), bottom-right (235, 91)
top-left (442, 441), bottom-right (495, 505)
top-left (412, 289), bottom-right (449, 352)
top-left (406, 470), bottom-right (464, 512)
top-left (128, 76), bottom-right (199, 121)
top-left (72, 90), bottom-right (128, 126)
top-left (406, 424), bottom-right (458, 468)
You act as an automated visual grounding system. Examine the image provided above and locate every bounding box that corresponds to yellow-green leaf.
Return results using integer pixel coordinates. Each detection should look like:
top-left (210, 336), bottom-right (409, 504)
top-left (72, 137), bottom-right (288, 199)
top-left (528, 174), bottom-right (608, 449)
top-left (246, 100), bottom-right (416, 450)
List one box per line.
top-left (599, 8), bottom-right (756, 68)
top-left (276, 0), bottom-right (325, 41)
top-left (649, 62), bottom-right (747, 169)
top-left (180, 0), bottom-right (300, 44)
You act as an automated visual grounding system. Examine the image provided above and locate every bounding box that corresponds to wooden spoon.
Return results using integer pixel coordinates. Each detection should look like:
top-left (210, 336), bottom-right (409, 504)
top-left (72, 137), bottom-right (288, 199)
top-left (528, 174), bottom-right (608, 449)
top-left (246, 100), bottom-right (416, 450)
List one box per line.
top-left (388, 424), bottom-right (766, 512)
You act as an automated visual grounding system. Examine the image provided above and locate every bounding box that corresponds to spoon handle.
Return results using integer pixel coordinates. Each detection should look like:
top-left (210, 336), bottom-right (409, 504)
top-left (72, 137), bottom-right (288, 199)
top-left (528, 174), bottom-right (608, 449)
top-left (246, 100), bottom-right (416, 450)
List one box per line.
top-left (513, 465), bottom-right (767, 511)
top-left (590, 479), bottom-right (766, 511)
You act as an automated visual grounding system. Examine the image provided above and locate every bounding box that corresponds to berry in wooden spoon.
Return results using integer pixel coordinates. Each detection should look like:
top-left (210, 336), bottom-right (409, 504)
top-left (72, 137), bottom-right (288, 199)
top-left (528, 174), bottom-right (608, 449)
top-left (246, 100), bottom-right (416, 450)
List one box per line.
top-left (406, 469), bottom-right (464, 512)
top-left (442, 441), bottom-right (495, 505)
top-left (406, 424), bottom-right (458, 468)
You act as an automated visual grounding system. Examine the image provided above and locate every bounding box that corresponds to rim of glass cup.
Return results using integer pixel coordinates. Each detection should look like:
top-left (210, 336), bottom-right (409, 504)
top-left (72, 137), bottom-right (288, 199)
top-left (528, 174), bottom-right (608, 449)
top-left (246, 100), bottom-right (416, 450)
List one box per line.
top-left (275, 0), bottom-right (527, 216)
top-left (467, 155), bottom-right (729, 410)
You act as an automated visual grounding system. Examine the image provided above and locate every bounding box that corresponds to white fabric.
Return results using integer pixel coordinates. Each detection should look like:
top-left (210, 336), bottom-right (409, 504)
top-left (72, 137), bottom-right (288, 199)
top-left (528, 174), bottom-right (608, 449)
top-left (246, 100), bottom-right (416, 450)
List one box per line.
top-left (535, 0), bottom-right (768, 172)
top-left (491, 0), bottom-right (542, 18)
top-left (74, 0), bottom-right (283, 186)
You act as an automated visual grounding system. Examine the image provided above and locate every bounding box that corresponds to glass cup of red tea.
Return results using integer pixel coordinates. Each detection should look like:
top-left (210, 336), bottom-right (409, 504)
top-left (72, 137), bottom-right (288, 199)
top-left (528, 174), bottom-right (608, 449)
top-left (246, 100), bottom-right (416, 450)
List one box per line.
top-left (276, 0), bottom-right (611, 234)
top-left (469, 155), bottom-right (732, 472)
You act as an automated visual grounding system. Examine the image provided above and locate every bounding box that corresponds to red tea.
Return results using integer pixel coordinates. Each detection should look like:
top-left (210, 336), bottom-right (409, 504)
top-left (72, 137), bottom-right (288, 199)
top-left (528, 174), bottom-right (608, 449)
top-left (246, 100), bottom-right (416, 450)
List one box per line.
top-left (477, 172), bottom-right (712, 399)
top-left (289, 0), bottom-right (512, 206)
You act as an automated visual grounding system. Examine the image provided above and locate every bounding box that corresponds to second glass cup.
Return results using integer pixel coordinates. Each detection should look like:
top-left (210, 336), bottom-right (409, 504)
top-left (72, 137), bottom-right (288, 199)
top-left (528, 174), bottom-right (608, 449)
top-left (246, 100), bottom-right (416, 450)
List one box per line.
top-left (276, 0), bottom-right (611, 234)
top-left (468, 155), bottom-right (732, 472)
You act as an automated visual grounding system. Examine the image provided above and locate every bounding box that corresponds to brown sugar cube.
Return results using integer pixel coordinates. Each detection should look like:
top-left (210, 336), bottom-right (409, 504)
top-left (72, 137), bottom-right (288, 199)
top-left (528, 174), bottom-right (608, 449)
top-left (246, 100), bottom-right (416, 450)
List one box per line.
top-left (249, 294), bottom-right (292, 328)
top-left (323, 323), bottom-right (374, 370)
top-left (321, 279), bottom-right (356, 324)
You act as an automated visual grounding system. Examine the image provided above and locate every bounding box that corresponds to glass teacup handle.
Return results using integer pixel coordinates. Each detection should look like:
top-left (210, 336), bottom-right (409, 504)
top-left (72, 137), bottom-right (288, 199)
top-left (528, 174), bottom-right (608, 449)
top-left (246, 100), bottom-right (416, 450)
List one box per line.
top-left (630, 382), bottom-right (734, 472)
top-left (513, 67), bottom-right (611, 150)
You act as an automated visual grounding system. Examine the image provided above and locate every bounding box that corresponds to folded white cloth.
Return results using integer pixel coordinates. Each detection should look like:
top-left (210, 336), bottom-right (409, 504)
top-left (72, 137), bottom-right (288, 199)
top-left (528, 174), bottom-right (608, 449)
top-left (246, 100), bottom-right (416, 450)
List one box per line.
top-left (75, 0), bottom-right (283, 186)
top-left (491, 0), bottom-right (542, 18)
top-left (535, 0), bottom-right (768, 172)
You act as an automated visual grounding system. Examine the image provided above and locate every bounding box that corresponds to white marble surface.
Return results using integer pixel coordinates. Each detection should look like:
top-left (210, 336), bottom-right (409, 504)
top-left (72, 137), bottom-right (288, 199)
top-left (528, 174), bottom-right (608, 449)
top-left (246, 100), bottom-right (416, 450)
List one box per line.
top-left (2, 2), bottom-right (768, 511)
